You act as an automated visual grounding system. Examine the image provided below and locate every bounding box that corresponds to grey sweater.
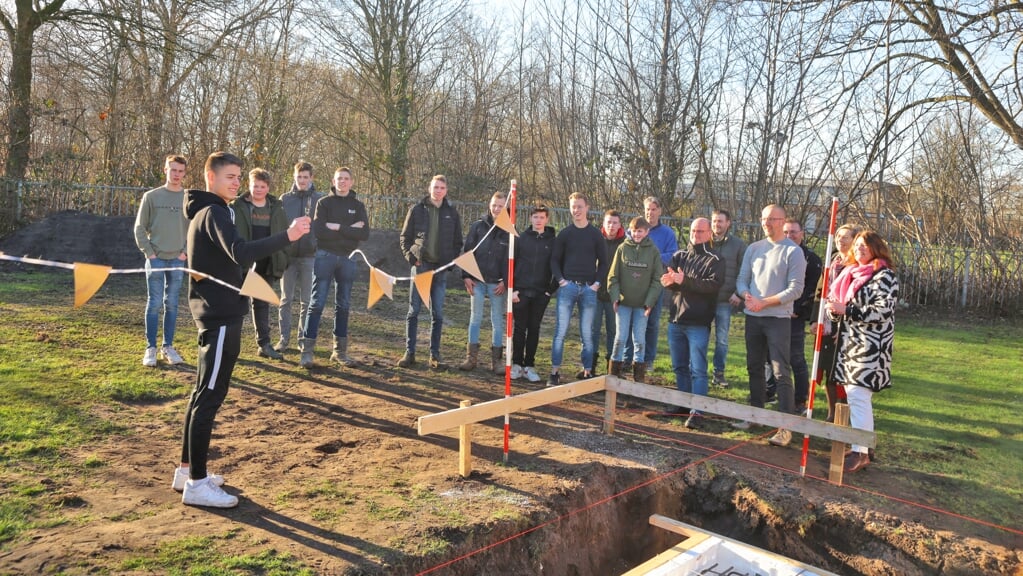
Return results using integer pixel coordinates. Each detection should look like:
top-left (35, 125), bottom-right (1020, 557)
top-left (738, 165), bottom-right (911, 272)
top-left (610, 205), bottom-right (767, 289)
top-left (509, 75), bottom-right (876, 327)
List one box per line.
top-left (735, 237), bottom-right (807, 318)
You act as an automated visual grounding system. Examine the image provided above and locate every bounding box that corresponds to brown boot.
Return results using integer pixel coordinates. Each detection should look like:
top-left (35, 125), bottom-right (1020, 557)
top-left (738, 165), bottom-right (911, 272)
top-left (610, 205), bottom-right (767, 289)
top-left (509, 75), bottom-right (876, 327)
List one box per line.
top-left (633, 363), bottom-right (647, 384)
top-left (458, 343), bottom-right (480, 371)
top-left (608, 360), bottom-right (624, 378)
top-left (825, 381), bottom-right (838, 422)
top-left (491, 346), bottom-right (504, 375)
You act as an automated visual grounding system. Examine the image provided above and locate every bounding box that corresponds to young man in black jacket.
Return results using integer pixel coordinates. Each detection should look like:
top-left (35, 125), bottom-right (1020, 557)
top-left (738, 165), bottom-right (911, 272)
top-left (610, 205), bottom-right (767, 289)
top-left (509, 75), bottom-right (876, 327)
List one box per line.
top-left (511, 205), bottom-right (557, 382)
top-left (398, 175), bottom-right (463, 369)
top-left (174, 152), bottom-right (310, 508)
top-left (458, 191), bottom-right (510, 374)
top-left (299, 167), bottom-right (370, 367)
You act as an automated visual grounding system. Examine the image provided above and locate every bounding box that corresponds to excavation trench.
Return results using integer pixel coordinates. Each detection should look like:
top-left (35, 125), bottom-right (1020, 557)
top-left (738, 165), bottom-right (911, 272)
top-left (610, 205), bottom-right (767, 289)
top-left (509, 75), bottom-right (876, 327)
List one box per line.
top-left (394, 460), bottom-right (1020, 576)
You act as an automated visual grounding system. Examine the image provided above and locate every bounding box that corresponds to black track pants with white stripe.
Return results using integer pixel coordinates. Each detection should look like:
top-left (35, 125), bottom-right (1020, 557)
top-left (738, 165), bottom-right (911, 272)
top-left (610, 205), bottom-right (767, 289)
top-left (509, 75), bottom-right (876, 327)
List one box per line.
top-left (180, 319), bottom-right (242, 480)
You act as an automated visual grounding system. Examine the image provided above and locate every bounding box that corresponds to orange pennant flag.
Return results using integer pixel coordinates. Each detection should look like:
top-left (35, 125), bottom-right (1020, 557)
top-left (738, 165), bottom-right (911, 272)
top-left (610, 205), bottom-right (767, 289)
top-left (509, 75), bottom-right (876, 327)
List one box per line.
top-left (73, 262), bottom-right (112, 307)
top-left (368, 267), bottom-right (395, 309)
top-left (494, 208), bottom-right (518, 236)
top-left (413, 269), bottom-right (435, 310)
top-left (240, 269), bottom-right (281, 306)
top-left (453, 252), bottom-right (484, 283)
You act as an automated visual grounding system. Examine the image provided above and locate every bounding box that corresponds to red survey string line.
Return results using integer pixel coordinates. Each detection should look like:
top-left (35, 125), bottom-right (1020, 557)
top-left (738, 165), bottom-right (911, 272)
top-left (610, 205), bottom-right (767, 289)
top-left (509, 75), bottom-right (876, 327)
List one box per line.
top-left (503, 180), bottom-right (517, 463)
top-left (801, 197), bottom-right (840, 476)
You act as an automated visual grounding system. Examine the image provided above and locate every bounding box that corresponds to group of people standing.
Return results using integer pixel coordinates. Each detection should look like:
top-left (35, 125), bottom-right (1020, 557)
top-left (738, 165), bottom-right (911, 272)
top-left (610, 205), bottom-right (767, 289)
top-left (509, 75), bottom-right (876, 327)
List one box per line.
top-left (133, 154), bottom-right (897, 509)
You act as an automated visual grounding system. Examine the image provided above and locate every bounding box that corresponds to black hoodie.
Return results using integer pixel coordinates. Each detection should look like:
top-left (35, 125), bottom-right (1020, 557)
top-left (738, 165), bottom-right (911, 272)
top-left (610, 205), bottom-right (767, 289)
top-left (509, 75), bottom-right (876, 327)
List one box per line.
top-left (185, 189), bottom-right (293, 328)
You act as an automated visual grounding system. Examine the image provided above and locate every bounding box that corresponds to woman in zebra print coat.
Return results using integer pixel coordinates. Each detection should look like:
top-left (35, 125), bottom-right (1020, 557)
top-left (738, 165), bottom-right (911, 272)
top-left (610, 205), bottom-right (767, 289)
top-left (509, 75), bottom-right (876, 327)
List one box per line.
top-left (825, 231), bottom-right (899, 473)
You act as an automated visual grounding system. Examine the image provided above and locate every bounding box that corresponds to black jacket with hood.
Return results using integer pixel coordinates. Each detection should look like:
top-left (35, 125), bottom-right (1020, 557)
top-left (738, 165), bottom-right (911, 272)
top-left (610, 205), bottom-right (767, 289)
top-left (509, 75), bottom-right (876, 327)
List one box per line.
top-left (513, 225), bottom-right (558, 296)
top-left (461, 212), bottom-right (510, 283)
top-left (663, 241), bottom-right (725, 326)
top-left (185, 189), bottom-right (293, 328)
top-left (313, 188), bottom-right (370, 256)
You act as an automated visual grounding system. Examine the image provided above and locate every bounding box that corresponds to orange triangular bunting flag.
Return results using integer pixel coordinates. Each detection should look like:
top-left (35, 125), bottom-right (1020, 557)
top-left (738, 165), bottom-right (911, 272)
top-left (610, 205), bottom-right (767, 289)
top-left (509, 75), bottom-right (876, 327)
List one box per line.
top-left (494, 208), bottom-right (518, 236)
top-left (413, 269), bottom-right (435, 310)
top-left (189, 271), bottom-right (205, 282)
top-left (73, 262), bottom-right (112, 307)
top-left (453, 252), bottom-right (484, 283)
top-left (368, 267), bottom-right (395, 309)
top-left (240, 268), bottom-right (281, 306)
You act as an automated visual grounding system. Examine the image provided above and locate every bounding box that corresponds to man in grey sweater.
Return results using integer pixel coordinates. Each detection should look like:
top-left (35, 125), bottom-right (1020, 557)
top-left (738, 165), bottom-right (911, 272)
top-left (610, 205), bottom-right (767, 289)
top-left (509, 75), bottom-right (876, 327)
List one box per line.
top-left (733, 204), bottom-right (806, 447)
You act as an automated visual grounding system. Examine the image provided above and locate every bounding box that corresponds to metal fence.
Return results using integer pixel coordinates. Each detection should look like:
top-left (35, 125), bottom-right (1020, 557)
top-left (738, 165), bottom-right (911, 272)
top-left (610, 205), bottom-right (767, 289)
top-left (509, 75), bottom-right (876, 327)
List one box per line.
top-left (3, 180), bottom-right (1020, 316)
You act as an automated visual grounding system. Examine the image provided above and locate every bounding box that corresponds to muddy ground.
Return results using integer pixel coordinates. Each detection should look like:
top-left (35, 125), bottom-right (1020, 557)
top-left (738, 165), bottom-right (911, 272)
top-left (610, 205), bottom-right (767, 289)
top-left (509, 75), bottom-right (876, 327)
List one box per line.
top-left (0, 212), bottom-right (1020, 575)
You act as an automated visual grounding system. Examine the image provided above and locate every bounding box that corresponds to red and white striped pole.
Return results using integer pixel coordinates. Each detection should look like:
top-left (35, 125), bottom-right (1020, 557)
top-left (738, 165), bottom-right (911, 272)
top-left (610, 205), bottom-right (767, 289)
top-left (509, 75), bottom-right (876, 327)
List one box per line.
top-left (800, 197), bottom-right (840, 477)
top-left (503, 180), bottom-right (517, 464)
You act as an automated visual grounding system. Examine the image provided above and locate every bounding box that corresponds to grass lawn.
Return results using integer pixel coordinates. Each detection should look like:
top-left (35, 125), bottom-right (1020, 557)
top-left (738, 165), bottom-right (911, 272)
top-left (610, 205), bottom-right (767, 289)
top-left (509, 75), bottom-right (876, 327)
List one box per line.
top-left (0, 269), bottom-right (1020, 569)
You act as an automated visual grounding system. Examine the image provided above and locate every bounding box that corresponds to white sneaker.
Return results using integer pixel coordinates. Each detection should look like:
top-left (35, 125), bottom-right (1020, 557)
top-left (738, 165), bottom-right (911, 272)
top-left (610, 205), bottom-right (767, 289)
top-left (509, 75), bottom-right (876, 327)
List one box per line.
top-left (769, 428), bottom-right (792, 447)
top-left (510, 364), bottom-right (524, 379)
top-left (182, 477), bottom-right (238, 508)
top-left (142, 347), bottom-right (158, 367)
top-left (731, 420), bottom-right (751, 430)
top-left (172, 467), bottom-right (225, 492)
top-left (524, 367), bottom-right (541, 382)
top-left (160, 345), bottom-right (184, 365)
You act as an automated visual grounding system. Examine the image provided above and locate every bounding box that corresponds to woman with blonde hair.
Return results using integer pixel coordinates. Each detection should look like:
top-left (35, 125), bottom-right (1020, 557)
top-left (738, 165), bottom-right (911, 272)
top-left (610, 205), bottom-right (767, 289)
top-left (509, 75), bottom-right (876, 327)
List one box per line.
top-left (826, 230), bottom-right (899, 473)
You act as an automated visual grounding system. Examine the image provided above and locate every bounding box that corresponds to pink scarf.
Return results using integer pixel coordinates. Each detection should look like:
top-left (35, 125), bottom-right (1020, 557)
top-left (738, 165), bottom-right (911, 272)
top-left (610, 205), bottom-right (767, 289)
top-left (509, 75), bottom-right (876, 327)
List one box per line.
top-left (830, 259), bottom-right (888, 304)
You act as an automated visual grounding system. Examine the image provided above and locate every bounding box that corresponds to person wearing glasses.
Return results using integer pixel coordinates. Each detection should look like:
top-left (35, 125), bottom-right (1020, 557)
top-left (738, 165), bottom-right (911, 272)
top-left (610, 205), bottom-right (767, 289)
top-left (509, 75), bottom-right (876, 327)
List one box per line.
top-left (732, 204), bottom-right (807, 447)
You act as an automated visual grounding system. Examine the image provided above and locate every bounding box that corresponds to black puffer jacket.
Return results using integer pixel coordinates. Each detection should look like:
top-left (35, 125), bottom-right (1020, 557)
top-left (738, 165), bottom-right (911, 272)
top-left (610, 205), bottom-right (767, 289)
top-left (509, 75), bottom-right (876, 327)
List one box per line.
top-left (400, 196), bottom-right (463, 265)
top-left (462, 212), bottom-right (509, 283)
top-left (663, 241), bottom-right (725, 326)
top-left (513, 225), bottom-right (557, 296)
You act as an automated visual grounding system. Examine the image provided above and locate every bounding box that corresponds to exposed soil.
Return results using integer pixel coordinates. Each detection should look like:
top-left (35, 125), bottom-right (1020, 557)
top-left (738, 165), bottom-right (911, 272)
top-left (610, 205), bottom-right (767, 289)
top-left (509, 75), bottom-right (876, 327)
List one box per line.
top-left (1, 213), bottom-right (1021, 575)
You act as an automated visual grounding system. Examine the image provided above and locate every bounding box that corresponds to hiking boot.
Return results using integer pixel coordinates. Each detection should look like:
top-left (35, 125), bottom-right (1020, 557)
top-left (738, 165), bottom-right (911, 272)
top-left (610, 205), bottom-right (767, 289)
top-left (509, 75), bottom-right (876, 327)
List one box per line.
top-left (490, 346), bottom-right (505, 375)
top-left (330, 337), bottom-right (358, 367)
top-left (608, 360), bottom-right (624, 378)
top-left (298, 338), bottom-right (316, 368)
top-left (397, 350), bottom-right (416, 368)
top-left (713, 371), bottom-right (728, 388)
top-left (684, 412), bottom-right (702, 429)
top-left (510, 364), bottom-right (524, 379)
top-left (142, 347), bottom-right (158, 367)
top-left (769, 429), bottom-right (792, 447)
top-left (524, 367), bottom-right (541, 382)
top-left (182, 477), bottom-right (238, 508)
top-left (546, 372), bottom-right (561, 387)
top-left (844, 451), bottom-right (871, 473)
top-left (172, 467), bottom-right (225, 492)
top-left (458, 343), bottom-right (479, 371)
top-left (633, 363), bottom-right (647, 384)
top-left (258, 343), bottom-right (283, 360)
top-left (430, 353), bottom-right (447, 370)
top-left (160, 345), bottom-right (184, 365)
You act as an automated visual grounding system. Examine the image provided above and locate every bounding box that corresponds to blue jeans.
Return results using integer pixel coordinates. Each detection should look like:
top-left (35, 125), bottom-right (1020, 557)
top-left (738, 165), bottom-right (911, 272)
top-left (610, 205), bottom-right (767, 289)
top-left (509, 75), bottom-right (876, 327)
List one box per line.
top-left (712, 302), bottom-right (733, 374)
top-left (468, 281), bottom-right (506, 347)
top-left (551, 282), bottom-right (597, 370)
top-left (591, 300), bottom-right (616, 362)
top-left (145, 257), bottom-right (184, 348)
top-left (625, 290), bottom-right (663, 366)
top-left (611, 305), bottom-right (648, 363)
top-left (668, 323), bottom-right (710, 412)
top-left (304, 250), bottom-right (356, 340)
top-left (406, 263), bottom-right (448, 356)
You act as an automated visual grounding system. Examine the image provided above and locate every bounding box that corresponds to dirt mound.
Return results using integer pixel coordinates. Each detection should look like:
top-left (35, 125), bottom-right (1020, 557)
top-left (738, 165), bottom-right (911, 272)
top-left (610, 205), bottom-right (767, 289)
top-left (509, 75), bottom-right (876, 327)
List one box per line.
top-left (0, 212), bottom-right (409, 279)
top-left (0, 211), bottom-right (142, 268)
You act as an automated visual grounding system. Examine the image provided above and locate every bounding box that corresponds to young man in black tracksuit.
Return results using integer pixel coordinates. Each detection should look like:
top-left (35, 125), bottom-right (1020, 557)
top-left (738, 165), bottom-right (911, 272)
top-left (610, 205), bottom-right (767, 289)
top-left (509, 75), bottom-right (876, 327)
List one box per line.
top-left (174, 152), bottom-right (310, 508)
top-left (511, 205), bottom-right (558, 383)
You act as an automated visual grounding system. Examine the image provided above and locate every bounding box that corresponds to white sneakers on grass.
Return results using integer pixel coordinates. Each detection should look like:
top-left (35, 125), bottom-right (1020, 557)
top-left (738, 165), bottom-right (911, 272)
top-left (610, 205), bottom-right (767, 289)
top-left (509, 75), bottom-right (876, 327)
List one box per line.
top-left (510, 364), bottom-right (524, 379)
top-left (142, 347), bottom-right (158, 367)
top-left (182, 477), bottom-right (238, 508)
top-left (524, 367), bottom-right (541, 383)
top-left (160, 345), bottom-right (184, 365)
top-left (172, 467), bottom-right (225, 492)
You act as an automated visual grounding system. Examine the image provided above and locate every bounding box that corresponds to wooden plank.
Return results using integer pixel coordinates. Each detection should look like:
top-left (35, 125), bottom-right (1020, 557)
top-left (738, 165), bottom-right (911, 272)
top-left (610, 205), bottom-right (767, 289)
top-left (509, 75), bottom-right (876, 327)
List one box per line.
top-left (828, 403), bottom-right (850, 485)
top-left (603, 390), bottom-right (617, 435)
top-left (417, 376), bottom-right (607, 436)
top-left (634, 515), bottom-right (842, 576)
top-left (459, 400), bottom-right (472, 478)
top-left (606, 376), bottom-right (875, 448)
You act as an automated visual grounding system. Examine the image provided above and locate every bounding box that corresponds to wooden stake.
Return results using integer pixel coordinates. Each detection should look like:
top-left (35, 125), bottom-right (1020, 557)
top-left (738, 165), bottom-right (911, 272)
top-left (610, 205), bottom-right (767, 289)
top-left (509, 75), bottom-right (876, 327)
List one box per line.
top-left (828, 403), bottom-right (851, 485)
top-left (459, 400), bottom-right (472, 478)
top-left (603, 377), bottom-right (617, 435)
